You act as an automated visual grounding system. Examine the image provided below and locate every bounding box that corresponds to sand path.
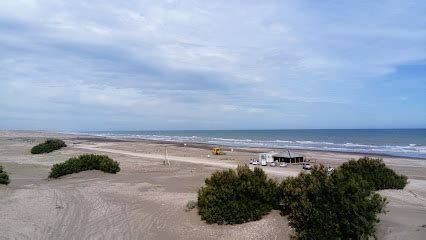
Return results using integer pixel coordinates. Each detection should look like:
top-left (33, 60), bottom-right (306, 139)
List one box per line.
top-left (75, 144), bottom-right (300, 177)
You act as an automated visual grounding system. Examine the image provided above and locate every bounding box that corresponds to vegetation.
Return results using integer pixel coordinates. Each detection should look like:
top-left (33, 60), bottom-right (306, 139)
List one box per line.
top-left (0, 165), bottom-right (10, 185)
top-left (278, 165), bottom-right (387, 239)
top-left (31, 139), bottom-right (67, 154)
top-left (186, 200), bottom-right (197, 210)
top-left (197, 165), bottom-right (278, 224)
top-left (337, 157), bottom-right (408, 190)
top-left (196, 157), bottom-right (408, 239)
top-left (49, 154), bottom-right (120, 178)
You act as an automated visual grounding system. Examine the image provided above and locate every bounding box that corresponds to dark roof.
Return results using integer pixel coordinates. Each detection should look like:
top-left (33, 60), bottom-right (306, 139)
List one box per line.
top-left (273, 151), bottom-right (303, 158)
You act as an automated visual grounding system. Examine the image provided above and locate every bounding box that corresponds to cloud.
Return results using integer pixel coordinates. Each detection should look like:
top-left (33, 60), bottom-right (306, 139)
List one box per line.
top-left (0, 0), bottom-right (425, 130)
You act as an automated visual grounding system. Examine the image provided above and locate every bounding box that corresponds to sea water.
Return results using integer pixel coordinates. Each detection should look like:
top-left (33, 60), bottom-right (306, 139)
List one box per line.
top-left (79, 129), bottom-right (426, 159)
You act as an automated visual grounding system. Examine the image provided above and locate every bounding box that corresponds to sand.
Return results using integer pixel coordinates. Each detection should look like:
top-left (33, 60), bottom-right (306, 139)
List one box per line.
top-left (0, 130), bottom-right (425, 239)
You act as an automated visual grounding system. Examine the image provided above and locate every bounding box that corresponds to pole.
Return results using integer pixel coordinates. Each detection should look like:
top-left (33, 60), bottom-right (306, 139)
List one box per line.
top-left (166, 146), bottom-right (170, 165)
top-left (164, 146), bottom-right (170, 165)
top-left (164, 146), bottom-right (166, 165)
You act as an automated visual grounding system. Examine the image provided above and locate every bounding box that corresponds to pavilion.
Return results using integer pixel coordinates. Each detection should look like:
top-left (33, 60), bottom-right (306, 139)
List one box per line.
top-left (272, 151), bottom-right (304, 164)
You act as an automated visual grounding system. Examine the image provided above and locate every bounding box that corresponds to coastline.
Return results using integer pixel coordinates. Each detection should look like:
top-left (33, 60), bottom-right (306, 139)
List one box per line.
top-left (65, 129), bottom-right (426, 160)
top-left (3, 130), bottom-right (426, 178)
top-left (71, 133), bottom-right (426, 180)
top-left (0, 130), bottom-right (425, 239)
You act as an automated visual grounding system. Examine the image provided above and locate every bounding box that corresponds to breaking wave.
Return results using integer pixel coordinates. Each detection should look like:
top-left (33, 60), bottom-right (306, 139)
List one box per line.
top-left (75, 131), bottom-right (426, 159)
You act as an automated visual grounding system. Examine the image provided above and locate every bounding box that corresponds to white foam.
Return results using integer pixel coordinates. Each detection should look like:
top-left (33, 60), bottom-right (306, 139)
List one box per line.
top-left (75, 132), bottom-right (426, 159)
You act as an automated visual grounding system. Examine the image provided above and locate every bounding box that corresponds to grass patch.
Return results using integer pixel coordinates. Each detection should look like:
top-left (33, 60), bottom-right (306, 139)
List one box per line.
top-left (0, 165), bottom-right (10, 185)
top-left (31, 139), bottom-right (67, 154)
top-left (49, 154), bottom-right (120, 178)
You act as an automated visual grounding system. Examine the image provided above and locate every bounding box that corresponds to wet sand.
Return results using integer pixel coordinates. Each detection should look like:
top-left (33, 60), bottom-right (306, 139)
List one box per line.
top-left (0, 131), bottom-right (425, 239)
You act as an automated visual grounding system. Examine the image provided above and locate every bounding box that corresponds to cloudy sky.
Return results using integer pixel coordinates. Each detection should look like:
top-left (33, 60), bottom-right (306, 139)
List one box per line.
top-left (1, 0), bottom-right (425, 131)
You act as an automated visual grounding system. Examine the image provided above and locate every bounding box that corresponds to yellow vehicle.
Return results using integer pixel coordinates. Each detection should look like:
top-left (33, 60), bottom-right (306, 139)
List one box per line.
top-left (212, 147), bottom-right (225, 155)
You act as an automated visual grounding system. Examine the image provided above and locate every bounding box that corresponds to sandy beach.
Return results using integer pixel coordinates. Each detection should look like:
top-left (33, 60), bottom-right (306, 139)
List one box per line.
top-left (0, 130), bottom-right (425, 240)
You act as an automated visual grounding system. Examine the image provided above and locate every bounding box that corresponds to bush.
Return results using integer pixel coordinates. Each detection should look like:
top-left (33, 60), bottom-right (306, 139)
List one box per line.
top-left (31, 139), bottom-right (67, 154)
top-left (196, 157), bottom-right (408, 237)
top-left (278, 165), bottom-right (387, 239)
top-left (197, 165), bottom-right (278, 224)
top-left (0, 165), bottom-right (10, 185)
top-left (337, 157), bottom-right (408, 190)
top-left (186, 200), bottom-right (197, 210)
top-left (49, 154), bottom-right (120, 178)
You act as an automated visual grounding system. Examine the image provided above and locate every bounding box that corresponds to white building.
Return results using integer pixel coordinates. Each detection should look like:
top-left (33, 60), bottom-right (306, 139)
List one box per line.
top-left (259, 152), bottom-right (276, 163)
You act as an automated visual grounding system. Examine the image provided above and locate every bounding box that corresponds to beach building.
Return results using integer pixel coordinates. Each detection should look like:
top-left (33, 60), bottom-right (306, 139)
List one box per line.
top-left (272, 151), bottom-right (304, 164)
top-left (259, 152), bottom-right (276, 163)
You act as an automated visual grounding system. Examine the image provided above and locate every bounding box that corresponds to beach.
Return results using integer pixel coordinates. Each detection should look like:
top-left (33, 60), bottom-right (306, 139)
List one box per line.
top-left (0, 130), bottom-right (425, 239)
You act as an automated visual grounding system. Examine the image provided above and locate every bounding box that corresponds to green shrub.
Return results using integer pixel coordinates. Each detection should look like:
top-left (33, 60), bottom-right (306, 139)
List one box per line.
top-left (31, 139), bottom-right (67, 154)
top-left (196, 157), bottom-right (407, 237)
top-left (197, 165), bottom-right (278, 225)
top-left (186, 200), bottom-right (197, 210)
top-left (277, 158), bottom-right (408, 239)
top-left (0, 166), bottom-right (10, 185)
top-left (337, 157), bottom-right (408, 190)
top-left (278, 165), bottom-right (387, 239)
top-left (49, 154), bottom-right (120, 178)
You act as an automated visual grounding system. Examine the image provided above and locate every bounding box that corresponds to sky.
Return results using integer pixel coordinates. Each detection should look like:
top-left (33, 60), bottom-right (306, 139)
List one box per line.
top-left (0, 0), bottom-right (425, 131)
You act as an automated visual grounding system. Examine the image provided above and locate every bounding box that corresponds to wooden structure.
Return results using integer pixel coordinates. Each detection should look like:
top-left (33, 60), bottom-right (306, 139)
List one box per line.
top-left (272, 151), bottom-right (303, 164)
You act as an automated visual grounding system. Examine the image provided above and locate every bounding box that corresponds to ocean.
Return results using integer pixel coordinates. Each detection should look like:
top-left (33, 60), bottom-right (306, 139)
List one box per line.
top-left (78, 129), bottom-right (426, 159)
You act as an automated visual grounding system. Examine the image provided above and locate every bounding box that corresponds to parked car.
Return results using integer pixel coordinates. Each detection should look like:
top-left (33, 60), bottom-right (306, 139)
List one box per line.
top-left (279, 162), bottom-right (288, 167)
top-left (261, 159), bottom-right (267, 166)
top-left (249, 159), bottom-right (254, 164)
top-left (252, 160), bottom-right (259, 165)
top-left (270, 162), bottom-right (276, 167)
top-left (303, 163), bottom-right (312, 170)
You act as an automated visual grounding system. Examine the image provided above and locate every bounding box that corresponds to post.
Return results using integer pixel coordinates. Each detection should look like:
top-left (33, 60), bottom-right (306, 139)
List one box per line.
top-left (166, 146), bottom-right (170, 165)
top-left (164, 146), bottom-right (170, 166)
top-left (164, 146), bottom-right (166, 165)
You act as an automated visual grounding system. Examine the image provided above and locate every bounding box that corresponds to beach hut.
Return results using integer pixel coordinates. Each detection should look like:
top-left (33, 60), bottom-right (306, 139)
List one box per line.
top-left (272, 151), bottom-right (304, 164)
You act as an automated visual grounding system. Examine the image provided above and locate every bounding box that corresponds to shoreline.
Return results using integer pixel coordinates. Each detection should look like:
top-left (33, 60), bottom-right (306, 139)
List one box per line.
top-left (9, 129), bottom-right (426, 160)
top-left (3, 130), bottom-right (426, 164)
top-left (3, 130), bottom-right (425, 176)
top-left (65, 131), bottom-right (426, 160)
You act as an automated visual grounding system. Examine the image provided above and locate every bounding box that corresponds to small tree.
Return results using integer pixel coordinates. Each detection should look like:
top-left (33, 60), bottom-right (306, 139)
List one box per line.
top-left (197, 165), bottom-right (278, 224)
top-left (278, 165), bottom-right (387, 239)
top-left (337, 157), bottom-right (408, 190)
